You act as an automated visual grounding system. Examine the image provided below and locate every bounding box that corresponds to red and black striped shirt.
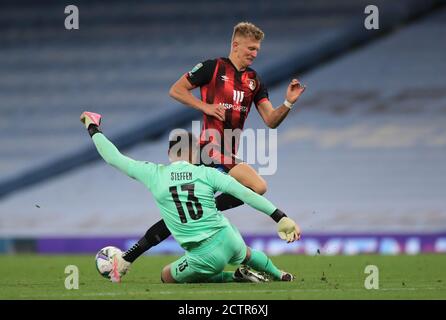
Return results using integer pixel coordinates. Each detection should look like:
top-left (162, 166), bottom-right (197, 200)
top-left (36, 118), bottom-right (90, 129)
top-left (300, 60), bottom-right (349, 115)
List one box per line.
top-left (186, 57), bottom-right (269, 169)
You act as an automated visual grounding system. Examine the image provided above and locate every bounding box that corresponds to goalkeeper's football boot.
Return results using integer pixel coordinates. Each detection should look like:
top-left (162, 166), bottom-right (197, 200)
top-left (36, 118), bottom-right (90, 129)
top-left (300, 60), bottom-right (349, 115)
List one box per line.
top-left (234, 266), bottom-right (269, 283)
top-left (279, 271), bottom-right (295, 282)
top-left (80, 111), bottom-right (102, 128)
top-left (110, 253), bottom-right (131, 283)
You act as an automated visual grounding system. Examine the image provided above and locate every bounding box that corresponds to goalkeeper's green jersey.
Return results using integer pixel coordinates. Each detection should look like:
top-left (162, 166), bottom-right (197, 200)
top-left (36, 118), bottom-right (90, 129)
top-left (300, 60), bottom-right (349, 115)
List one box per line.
top-left (92, 133), bottom-right (277, 249)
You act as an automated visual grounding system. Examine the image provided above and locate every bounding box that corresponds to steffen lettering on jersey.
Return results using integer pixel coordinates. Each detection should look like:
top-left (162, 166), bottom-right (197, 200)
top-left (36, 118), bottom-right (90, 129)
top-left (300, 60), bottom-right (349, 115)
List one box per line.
top-left (171, 172), bottom-right (193, 181)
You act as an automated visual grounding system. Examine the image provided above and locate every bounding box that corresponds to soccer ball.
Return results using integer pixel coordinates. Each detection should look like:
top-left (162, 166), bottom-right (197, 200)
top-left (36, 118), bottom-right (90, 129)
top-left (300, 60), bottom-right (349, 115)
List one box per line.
top-left (95, 246), bottom-right (122, 280)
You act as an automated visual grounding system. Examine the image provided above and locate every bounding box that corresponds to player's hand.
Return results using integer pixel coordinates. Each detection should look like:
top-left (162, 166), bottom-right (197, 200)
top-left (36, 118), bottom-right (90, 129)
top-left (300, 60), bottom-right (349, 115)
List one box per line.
top-left (80, 111), bottom-right (102, 129)
top-left (203, 104), bottom-right (226, 121)
top-left (286, 79), bottom-right (306, 104)
top-left (277, 217), bottom-right (301, 243)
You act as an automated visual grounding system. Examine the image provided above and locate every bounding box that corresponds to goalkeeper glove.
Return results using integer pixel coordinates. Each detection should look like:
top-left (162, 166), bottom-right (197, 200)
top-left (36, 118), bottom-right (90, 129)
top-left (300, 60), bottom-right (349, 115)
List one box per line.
top-left (80, 111), bottom-right (102, 137)
top-left (277, 217), bottom-right (301, 243)
top-left (80, 111), bottom-right (102, 128)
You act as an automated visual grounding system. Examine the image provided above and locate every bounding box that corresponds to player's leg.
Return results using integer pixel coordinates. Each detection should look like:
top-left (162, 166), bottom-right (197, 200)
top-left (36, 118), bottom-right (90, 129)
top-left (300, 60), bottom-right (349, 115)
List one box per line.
top-left (164, 231), bottom-right (268, 284)
top-left (215, 162), bottom-right (267, 211)
top-left (203, 268), bottom-right (266, 283)
top-left (161, 261), bottom-right (231, 284)
top-left (229, 163), bottom-right (267, 194)
top-left (192, 227), bottom-right (266, 283)
top-left (122, 219), bottom-right (171, 263)
top-left (164, 255), bottom-right (198, 283)
top-left (165, 262), bottom-right (237, 283)
top-left (203, 271), bottom-right (238, 283)
top-left (161, 264), bottom-right (177, 283)
top-left (165, 227), bottom-right (264, 283)
top-left (110, 219), bottom-right (171, 282)
top-left (166, 253), bottom-right (229, 283)
top-left (227, 224), bottom-right (293, 282)
top-left (196, 233), bottom-right (262, 283)
top-left (243, 247), bottom-right (294, 281)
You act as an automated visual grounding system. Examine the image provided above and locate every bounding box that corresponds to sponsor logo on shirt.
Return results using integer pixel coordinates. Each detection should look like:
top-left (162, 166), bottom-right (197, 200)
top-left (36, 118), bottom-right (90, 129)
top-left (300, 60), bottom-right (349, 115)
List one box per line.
top-left (233, 90), bottom-right (245, 105)
top-left (219, 102), bottom-right (248, 113)
top-left (188, 63), bottom-right (203, 77)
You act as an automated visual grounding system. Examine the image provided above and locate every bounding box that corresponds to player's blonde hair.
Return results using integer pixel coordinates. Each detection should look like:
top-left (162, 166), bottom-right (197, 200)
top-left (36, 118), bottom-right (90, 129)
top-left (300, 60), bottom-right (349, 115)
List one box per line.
top-left (232, 22), bottom-right (264, 42)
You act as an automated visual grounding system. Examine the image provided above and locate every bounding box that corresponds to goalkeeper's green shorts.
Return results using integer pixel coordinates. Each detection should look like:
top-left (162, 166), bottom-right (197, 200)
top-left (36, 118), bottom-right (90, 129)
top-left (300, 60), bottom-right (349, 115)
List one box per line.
top-left (170, 224), bottom-right (247, 283)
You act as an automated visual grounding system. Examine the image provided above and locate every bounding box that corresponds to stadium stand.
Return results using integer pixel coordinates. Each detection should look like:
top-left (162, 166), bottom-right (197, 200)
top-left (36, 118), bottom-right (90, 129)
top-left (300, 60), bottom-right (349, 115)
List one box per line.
top-left (0, 1), bottom-right (445, 242)
top-left (1, 0), bottom-right (437, 197)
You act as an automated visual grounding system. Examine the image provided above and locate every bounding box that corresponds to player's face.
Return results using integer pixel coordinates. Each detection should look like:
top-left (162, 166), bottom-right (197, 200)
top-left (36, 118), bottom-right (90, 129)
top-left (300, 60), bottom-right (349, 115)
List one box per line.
top-left (233, 36), bottom-right (261, 68)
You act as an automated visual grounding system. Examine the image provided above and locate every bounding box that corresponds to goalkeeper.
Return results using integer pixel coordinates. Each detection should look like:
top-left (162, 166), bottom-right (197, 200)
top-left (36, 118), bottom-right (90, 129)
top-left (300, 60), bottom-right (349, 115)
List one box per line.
top-left (81, 111), bottom-right (300, 283)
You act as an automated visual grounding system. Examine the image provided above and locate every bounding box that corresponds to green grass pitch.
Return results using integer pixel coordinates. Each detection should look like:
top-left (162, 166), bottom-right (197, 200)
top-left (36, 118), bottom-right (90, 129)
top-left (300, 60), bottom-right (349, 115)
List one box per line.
top-left (0, 254), bottom-right (445, 299)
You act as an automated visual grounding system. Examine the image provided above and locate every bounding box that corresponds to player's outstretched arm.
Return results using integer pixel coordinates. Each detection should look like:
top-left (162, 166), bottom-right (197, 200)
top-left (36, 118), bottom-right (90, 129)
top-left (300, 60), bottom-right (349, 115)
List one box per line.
top-left (80, 111), bottom-right (138, 178)
top-left (277, 216), bottom-right (301, 242)
top-left (209, 169), bottom-right (301, 242)
top-left (257, 78), bottom-right (306, 129)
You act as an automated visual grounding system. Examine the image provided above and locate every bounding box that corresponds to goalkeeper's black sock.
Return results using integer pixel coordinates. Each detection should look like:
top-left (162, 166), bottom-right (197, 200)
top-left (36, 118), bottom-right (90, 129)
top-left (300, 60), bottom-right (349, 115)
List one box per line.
top-left (122, 238), bottom-right (149, 263)
top-left (122, 219), bottom-right (171, 263)
top-left (215, 193), bottom-right (244, 211)
top-left (87, 124), bottom-right (102, 137)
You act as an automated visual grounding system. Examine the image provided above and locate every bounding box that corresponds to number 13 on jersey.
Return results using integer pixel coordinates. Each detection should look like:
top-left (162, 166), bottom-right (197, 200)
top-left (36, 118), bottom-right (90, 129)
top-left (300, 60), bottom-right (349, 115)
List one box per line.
top-left (169, 184), bottom-right (203, 223)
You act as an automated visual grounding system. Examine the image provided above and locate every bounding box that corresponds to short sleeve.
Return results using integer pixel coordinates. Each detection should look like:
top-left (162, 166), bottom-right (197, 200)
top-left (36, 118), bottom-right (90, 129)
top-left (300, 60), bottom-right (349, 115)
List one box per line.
top-left (185, 59), bottom-right (217, 87)
top-left (253, 74), bottom-right (269, 107)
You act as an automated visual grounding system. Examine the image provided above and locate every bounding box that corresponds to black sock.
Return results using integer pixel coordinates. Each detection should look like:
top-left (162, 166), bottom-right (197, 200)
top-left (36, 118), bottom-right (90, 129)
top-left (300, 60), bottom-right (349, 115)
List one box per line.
top-left (87, 124), bottom-right (102, 137)
top-left (122, 219), bottom-right (171, 263)
top-left (122, 237), bottom-right (149, 263)
top-left (215, 193), bottom-right (244, 211)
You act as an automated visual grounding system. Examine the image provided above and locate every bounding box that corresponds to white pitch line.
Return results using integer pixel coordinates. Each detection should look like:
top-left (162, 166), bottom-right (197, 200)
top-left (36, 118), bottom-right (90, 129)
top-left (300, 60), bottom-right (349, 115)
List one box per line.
top-left (15, 287), bottom-right (444, 298)
top-left (156, 287), bottom-right (436, 295)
